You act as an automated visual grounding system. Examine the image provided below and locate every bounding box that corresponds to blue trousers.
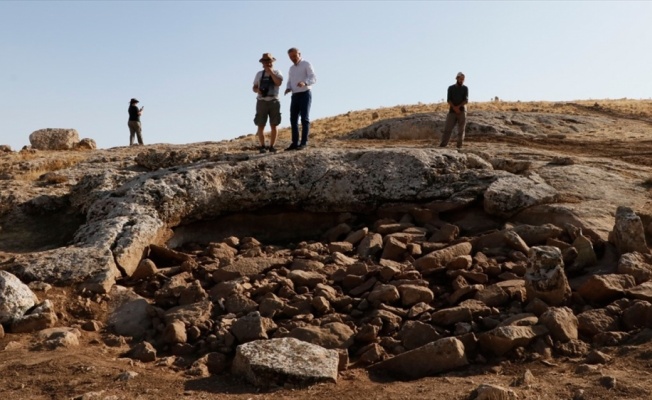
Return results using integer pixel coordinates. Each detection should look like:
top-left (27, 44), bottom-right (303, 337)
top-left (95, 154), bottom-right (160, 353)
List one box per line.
top-left (290, 91), bottom-right (312, 146)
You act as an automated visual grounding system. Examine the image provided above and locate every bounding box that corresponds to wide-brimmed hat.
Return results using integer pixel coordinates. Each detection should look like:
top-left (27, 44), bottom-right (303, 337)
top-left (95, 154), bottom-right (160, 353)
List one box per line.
top-left (130, 98), bottom-right (139, 104)
top-left (259, 53), bottom-right (276, 62)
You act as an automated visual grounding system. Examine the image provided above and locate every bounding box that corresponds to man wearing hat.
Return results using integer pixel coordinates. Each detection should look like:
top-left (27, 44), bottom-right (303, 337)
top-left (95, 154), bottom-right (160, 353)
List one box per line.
top-left (439, 72), bottom-right (469, 149)
top-left (128, 98), bottom-right (144, 146)
top-left (253, 53), bottom-right (283, 153)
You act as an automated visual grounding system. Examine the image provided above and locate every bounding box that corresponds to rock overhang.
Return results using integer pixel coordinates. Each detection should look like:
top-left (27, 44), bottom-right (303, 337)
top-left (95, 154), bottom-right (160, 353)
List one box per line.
top-left (8, 147), bottom-right (612, 293)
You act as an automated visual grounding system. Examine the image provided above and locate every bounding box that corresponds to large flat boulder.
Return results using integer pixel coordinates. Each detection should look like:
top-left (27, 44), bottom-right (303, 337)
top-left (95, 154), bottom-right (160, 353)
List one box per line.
top-left (232, 337), bottom-right (339, 387)
top-left (29, 128), bottom-right (79, 150)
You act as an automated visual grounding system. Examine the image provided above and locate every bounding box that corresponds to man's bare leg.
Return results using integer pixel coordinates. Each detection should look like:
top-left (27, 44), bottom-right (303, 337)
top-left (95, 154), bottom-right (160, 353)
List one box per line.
top-left (270, 125), bottom-right (278, 149)
top-left (256, 126), bottom-right (267, 152)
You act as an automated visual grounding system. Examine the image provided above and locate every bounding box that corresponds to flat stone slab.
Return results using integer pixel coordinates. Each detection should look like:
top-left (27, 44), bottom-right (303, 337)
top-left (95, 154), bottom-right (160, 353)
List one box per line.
top-left (232, 337), bottom-right (339, 388)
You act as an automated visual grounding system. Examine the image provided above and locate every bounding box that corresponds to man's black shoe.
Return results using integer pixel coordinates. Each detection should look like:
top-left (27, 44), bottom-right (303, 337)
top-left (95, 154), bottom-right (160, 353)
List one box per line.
top-left (268, 146), bottom-right (277, 153)
top-left (259, 146), bottom-right (267, 153)
top-left (285, 144), bottom-right (298, 151)
top-left (297, 144), bottom-right (307, 150)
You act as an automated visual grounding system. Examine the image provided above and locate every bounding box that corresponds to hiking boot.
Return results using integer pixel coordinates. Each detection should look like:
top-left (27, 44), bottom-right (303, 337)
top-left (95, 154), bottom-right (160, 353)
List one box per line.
top-left (259, 146), bottom-right (267, 153)
top-left (268, 146), bottom-right (277, 153)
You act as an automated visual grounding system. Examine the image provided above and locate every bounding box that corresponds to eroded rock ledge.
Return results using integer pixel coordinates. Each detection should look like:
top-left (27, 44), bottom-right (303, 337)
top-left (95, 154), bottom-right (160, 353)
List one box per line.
top-left (4, 147), bottom-right (646, 293)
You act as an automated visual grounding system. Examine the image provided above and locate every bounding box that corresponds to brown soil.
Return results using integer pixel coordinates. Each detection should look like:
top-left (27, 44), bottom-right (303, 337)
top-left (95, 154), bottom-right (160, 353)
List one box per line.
top-left (3, 313), bottom-right (652, 400)
top-left (2, 100), bottom-right (652, 400)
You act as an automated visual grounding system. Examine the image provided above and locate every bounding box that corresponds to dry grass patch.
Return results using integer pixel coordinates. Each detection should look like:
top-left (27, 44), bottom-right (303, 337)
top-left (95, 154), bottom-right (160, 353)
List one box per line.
top-left (575, 99), bottom-right (652, 120)
top-left (266, 99), bottom-right (652, 144)
top-left (39, 172), bottom-right (69, 185)
top-left (5, 152), bottom-right (87, 182)
top-left (214, 99), bottom-right (652, 149)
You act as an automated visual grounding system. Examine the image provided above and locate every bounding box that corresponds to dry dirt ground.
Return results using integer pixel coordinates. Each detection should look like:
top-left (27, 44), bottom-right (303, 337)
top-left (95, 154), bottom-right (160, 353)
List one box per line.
top-left (2, 100), bottom-right (652, 400)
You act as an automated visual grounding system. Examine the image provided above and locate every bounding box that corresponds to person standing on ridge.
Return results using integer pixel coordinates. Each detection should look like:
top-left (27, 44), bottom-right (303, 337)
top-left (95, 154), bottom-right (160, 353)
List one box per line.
top-left (439, 72), bottom-right (468, 149)
top-left (253, 53), bottom-right (284, 153)
top-left (128, 98), bottom-right (144, 146)
top-left (284, 47), bottom-right (317, 151)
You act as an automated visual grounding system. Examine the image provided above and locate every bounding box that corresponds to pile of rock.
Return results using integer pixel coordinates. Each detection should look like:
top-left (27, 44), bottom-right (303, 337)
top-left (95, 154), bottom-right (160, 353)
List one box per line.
top-left (2, 134), bottom-right (650, 386)
top-left (94, 205), bottom-right (652, 386)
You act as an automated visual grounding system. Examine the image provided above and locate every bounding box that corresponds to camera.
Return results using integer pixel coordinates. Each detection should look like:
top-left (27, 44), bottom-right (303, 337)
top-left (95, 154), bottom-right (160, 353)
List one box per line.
top-left (259, 85), bottom-right (271, 97)
top-left (258, 74), bottom-right (274, 97)
top-left (259, 81), bottom-right (272, 97)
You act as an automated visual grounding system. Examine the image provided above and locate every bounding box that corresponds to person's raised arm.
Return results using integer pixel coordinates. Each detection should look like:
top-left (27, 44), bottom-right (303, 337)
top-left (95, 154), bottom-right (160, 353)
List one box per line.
top-left (265, 65), bottom-right (283, 87)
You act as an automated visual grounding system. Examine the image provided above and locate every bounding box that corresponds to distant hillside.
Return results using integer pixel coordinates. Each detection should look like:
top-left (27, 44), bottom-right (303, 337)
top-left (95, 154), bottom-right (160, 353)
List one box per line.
top-left (236, 99), bottom-right (652, 143)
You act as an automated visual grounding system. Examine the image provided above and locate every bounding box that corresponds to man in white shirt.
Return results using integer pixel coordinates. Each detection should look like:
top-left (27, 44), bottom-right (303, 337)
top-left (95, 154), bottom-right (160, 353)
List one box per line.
top-left (253, 53), bottom-right (283, 153)
top-left (284, 47), bottom-right (317, 150)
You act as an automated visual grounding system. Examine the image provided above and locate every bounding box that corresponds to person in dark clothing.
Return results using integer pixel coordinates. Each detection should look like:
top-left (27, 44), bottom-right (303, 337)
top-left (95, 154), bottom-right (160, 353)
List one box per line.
top-left (439, 72), bottom-right (468, 149)
top-left (128, 98), bottom-right (144, 146)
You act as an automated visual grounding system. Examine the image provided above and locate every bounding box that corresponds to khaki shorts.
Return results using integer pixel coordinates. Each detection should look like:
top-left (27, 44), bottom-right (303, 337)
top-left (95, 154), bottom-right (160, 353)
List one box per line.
top-left (254, 99), bottom-right (281, 127)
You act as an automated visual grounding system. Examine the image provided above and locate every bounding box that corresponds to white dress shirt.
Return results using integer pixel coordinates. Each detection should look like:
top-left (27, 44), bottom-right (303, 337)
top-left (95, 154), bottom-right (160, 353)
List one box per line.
top-left (286, 59), bottom-right (317, 94)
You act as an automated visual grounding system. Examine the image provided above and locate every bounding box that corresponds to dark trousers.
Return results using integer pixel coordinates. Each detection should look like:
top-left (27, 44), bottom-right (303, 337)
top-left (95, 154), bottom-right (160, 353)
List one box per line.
top-left (290, 91), bottom-right (312, 146)
top-left (128, 121), bottom-right (143, 145)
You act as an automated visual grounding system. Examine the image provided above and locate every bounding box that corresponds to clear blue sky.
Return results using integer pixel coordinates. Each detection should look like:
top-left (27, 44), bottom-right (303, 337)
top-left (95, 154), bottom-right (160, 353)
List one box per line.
top-left (1, 1), bottom-right (650, 150)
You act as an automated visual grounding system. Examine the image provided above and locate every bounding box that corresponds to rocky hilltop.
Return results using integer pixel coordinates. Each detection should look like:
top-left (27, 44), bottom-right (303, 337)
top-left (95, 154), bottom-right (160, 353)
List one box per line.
top-left (1, 100), bottom-right (652, 399)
